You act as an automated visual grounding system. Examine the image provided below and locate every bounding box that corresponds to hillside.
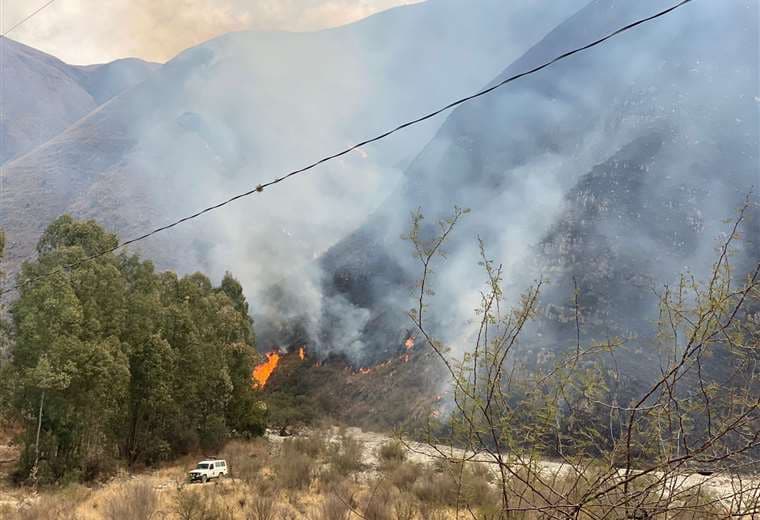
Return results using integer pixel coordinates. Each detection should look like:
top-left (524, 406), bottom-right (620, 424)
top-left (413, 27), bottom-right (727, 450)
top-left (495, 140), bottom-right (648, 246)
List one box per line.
top-left (306, 0), bottom-right (759, 366)
top-left (0, 0), bottom-right (586, 289)
top-left (0, 37), bottom-right (157, 165)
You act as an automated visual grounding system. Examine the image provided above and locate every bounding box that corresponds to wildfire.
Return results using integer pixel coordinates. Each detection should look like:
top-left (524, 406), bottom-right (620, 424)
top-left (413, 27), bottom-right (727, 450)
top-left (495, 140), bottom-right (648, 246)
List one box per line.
top-left (299, 346), bottom-right (306, 361)
top-left (402, 336), bottom-right (415, 362)
top-left (358, 367), bottom-right (372, 375)
top-left (253, 352), bottom-right (281, 389)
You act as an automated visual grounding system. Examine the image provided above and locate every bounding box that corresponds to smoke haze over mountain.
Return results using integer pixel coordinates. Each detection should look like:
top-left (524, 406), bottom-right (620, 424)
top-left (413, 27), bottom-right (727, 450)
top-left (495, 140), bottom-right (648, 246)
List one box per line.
top-left (1, 0), bottom-right (758, 379)
top-left (3, 0), bottom-right (421, 64)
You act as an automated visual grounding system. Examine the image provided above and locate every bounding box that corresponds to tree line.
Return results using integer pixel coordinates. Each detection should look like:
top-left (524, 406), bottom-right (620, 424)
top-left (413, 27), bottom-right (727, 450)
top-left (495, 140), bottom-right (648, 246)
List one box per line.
top-left (0, 216), bottom-right (266, 484)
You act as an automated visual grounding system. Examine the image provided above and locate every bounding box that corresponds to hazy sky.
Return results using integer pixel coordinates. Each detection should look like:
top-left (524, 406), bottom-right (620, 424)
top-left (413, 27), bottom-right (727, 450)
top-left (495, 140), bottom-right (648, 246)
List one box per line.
top-left (3, 0), bottom-right (420, 64)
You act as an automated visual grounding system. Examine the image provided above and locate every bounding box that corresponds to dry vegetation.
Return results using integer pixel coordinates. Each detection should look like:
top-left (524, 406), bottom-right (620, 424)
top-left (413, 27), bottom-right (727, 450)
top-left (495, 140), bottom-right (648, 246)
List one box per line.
top-left (0, 427), bottom-right (757, 519)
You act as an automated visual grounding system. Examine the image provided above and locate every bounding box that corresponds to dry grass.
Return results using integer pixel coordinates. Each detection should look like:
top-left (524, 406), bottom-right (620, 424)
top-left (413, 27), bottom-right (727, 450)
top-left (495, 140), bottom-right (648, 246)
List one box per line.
top-left (327, 432), bottom-right (364, 477)
top-left (361, 480), bottom-right (397, 520)
top-left (221, 439), bottom-right (269, 484)
top-left (247, 495), bottom-right (277, 520)
top-left (317, 492), bottom-right (352, 520)
top-left (6, 484), bottom-right (91, 520)
top-left (0, 431), bottom-right (754, 519)
top-left (388, 462), bottom-right (423, 489)
top-left (377, 440), bottom-right (407, 468)
top-left (103, 480), bottom-right (158, 520)
top-left (274, 440), bottom-right (315, 490)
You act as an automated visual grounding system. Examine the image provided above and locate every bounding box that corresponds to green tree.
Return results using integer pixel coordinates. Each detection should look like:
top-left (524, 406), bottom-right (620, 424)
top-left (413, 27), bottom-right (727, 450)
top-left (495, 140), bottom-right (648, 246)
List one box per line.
top-left (8, 216), bottom-right (265, 483)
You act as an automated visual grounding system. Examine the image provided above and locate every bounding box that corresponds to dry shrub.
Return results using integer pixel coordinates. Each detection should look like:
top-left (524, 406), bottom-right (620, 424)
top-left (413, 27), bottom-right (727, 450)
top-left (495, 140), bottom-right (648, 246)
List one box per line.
top-left (377, 440), bottom-right (406, 467)
top-left (289, 430), bottom-right (328, 459)
top-left (221, 438), bottom-right (269, 483)
top-left (393, 493), bottom-right (418, 520)
top-left (12, 497), bottom-right (79, 520)
top-left (410, 461), bottom-right (497, 511)
top-left (278, 509), bottom-right (300, 520)
top-left (252, 474), bottom-right (278, 498)
top-left (387, 462), bottom-right (423, 489)
top-left (174, 484), bottom-right (238, 520)
top-left (412, 467), bottom-right (458, 506)
top-left (362, 480), bottom-right (398, 520)
top-left (316, 464), bottom-right (345, 492)
top-left (274, 440), bottom-right (315, 490)
top-left (12, 485), bottom-right (90, 520)
top-left (459, 463), bottom-right (498, 510)
top-left (328, 433), bottom-right (364, 476)
top-left (318, 492), bottom-right (352, 520)
top-left (247, 495), bottom-right (277, 520)
top-left (104, 481), bottom-right (158, 520)
top-left (418, 503), bottom-right (447, 520)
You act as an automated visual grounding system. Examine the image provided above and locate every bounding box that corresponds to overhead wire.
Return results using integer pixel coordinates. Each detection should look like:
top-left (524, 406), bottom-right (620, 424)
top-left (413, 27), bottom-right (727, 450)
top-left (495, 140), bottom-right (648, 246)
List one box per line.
top-left (1, 0), bottom-right (59, 37)
top-left (0, 0), bottom-right (693, 296)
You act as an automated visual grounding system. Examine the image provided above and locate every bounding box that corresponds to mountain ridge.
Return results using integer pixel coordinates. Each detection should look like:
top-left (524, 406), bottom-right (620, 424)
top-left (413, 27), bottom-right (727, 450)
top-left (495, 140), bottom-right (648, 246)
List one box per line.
top-left (0, 37), bottom-right (157, 165)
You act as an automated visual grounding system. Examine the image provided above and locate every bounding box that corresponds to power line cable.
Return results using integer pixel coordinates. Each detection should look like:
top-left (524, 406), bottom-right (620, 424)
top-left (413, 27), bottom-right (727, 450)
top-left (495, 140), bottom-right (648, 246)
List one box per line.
top-left (0, 0), bottom-right (693, 296)
top-left (1, 0), bottom-right (59, 37)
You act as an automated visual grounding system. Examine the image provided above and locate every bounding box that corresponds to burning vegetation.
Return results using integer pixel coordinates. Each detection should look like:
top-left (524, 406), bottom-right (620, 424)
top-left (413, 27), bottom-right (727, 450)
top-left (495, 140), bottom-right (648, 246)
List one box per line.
top-left (249, 336), bottom-right (442, 433)
top-left (252, 352), bottom-right (281, 389)
top-left (253, 336), bottom-right (418, 390)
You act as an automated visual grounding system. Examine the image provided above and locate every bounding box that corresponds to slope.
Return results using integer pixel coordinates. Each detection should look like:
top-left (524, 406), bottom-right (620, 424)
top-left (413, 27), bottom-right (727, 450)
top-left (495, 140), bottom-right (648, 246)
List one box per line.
top-left (311, 0), bottom-right (759, 365)
top-left (0, 0), bottom-right (587, 290)
top-left (0, 37), bottom-right (157, 165)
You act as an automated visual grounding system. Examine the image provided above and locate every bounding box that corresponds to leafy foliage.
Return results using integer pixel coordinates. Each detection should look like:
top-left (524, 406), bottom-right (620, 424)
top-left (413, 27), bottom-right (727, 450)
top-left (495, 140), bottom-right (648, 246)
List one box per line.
top-left (7, 216), bottom-right (266, 483)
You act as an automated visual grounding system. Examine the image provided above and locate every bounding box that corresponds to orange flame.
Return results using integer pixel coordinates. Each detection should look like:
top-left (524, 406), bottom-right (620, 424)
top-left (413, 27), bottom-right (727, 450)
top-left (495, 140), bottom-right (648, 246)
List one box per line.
top-left (299, 347), bottom-right (305, 361)
top-left (253, 352), bottom-right (281, 389)
top-left (358, 367), bottom-right (372, 375)
top-left (404, 337), bottom-right (415, 350)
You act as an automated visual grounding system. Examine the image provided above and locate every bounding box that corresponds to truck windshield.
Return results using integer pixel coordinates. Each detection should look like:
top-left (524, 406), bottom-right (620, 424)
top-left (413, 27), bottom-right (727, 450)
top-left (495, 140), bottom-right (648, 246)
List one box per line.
top-left (196, 463), bottom-right (210, 469)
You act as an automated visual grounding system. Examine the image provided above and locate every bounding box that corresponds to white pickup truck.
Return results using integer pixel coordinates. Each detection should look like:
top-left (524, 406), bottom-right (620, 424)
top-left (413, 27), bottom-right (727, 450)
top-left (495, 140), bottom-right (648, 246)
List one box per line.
top-left (188, 459), bottom-right (228, 483)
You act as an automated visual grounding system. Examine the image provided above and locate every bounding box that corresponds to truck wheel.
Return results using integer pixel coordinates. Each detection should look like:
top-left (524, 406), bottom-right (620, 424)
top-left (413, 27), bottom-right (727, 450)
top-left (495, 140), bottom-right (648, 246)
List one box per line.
top-left (201, 475), bottom-right (207, 484)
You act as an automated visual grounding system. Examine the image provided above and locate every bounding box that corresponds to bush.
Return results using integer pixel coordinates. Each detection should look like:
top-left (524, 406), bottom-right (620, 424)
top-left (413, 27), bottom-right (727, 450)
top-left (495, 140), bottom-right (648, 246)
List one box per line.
top-left (104, 481), bottom-right (158, 520)
top-left (274, 440), bottom-right (314, 490)
top-left (290, 430), bottom-right (328, 459)
top-left (318, 493), bottom-right (352, 520)
top-left (411, 462), bottom-right (498, 512)
top-left (460, 463), bottom-right (497, 508)
top-left (10, 487), bottom-right (87, 520)
top-left (412, 467), bottom-right (458, 506)
top-left (175, 484), bottom-right (212, 520)
top-left (328, 433), bottom-right (364, 476)
top-left (387, 462), bottom-right (423, 489)
top-left (247, 495), bottom-right (277, 520)
top-left (174, 485), bottom-right (237, 520)
top-left (221, 438), bottom-right (269, 483)
top-left (419, 503), bottom-right (448, 520)
top-left (393, 493), bottom-right (418, 520)
top-left (83, 453), bottom-right (120, 483)
top-left (361, 482), bottom-right (396, 520)
top-left (377, 440), bottom-right (406, 467)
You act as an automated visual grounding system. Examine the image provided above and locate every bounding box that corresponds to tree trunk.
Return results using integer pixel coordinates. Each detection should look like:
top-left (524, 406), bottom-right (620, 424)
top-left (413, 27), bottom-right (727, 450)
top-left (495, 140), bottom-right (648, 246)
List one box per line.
top-left (31, 390), bottom-right (45, 485)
